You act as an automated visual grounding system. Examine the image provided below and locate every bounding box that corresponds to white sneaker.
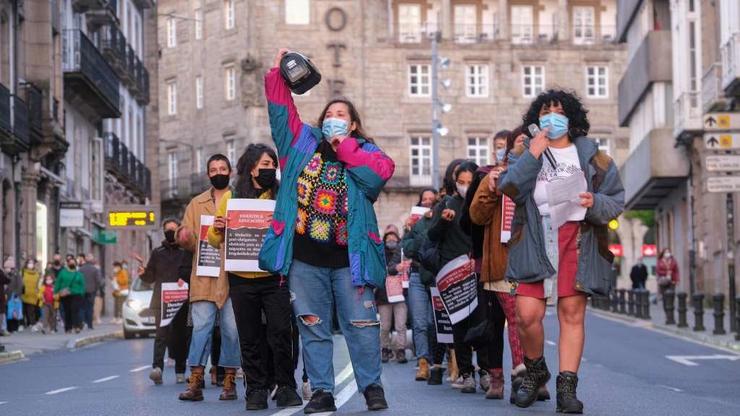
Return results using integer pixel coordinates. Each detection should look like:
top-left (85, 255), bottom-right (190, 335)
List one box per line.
top-left (176, 373), bottom-right (186, 384)
top-left (302, 381), bottom-right (312, 401)
top-left (451, 376), bottom-right (465, 389)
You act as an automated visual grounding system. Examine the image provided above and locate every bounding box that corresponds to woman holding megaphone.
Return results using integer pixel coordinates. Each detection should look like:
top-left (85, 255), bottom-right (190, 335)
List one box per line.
top-left (259, 49), bottom-right (395, 414)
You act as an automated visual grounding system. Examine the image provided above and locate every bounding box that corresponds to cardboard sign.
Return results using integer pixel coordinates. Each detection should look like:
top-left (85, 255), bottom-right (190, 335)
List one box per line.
top-left (430, 287), bottom-right (454, 344)
top-left (435, 255), bottom-right (478, 324)
top-left (501, 195), bottom-right (515, 243)
top-left (410, 206), bottom-right (430, 222)
top-left (196, 215), bottom-right (221, 277)
top-left (224, 199), bottom-right (275, 272)
top-left (385, 275), bottom-right (405, 303)
top-left (160, 281), bottom-right (189, 327)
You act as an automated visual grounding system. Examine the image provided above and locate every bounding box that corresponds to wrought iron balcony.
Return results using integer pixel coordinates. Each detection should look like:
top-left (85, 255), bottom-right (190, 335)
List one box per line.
top-left (99, 23), bottom-right (127, 76)
top-left (21, 83), bottom-right (43, 145)
top-left (0, 92), bottom-right (30, 155)
top-left (135, 65), bottom-right (150, 104)
top-left (0, 83), bottom-right (10, 138)
top-left (72, 0), bottom-right (112, 13)
top-left (87, 0), bottom-right (118, 28)
top-left (103, 132), bottom-right (149, 196)
top-left (62, 29), bottom-right (121, 120)
top-left (702, 62), bottom-right (728, 113)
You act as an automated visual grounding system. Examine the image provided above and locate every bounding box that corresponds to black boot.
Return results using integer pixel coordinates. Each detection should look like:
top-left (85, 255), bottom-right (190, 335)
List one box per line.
top-left (304, 390), bottom-right (336, 414)
top-left (514, 356), bottom-right (551, 408)
top-left (427, 366), bottom-right (443, 385)
top-left (363, 384), bottom-right (389, 411)
top-left (556, 372), bottom-right (583, 414)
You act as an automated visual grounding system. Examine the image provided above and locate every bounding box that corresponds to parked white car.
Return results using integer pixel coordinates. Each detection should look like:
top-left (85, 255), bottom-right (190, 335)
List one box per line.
top-left (122, 278), bottom-right (156, 339)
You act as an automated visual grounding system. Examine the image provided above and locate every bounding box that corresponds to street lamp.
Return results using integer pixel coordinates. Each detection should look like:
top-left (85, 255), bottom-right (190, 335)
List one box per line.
top-left (431, 31), bottom-right (451, 191)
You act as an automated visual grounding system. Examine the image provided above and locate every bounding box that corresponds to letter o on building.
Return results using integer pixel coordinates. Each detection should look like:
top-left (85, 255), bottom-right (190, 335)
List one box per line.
top-left (325, 7), bottom-right (347, 32)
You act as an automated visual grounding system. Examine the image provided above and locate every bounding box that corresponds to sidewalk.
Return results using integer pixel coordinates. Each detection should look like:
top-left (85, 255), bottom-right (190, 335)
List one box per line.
top-left (590, 299), bottom-right (740, 353)
top-left (0, 322), bottom-right (123, 364)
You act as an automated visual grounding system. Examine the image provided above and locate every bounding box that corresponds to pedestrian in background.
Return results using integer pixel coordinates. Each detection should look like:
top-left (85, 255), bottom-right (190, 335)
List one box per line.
top-left (21, 258), bottom-right (41, 330)
top-left (3, 257), bottom-right (21, 332)
top-left (208, 143), bottom-right (303, 410)
top-left (138, 218), bottom-right (191, 386)
top-left (55, 255), bottom-right (86, 334)
top-left (0, 267), bottom-right (10, 336)
top-left (176, 153), bottom-right (241, 403)
top-left (111, 261), bottom-right (129, 324)
top-left (49, 254), bottom-right (63, 278)
top-left (376, 228), bottom-right (410, 364)
top-left (401, 188), bottom-right (438, 382)
top-left (630, 258), bottom-right (648, 290)
top-left (78, 254), bottom-right (102, 330)
top-left (500, 90), bottom-right (624, 413)
top-left (39, 272), bottom-right (58, 334)
top-left (261, 48), bottom-right (395, 413)
top-left (656, 249), bottom-right (678, 298)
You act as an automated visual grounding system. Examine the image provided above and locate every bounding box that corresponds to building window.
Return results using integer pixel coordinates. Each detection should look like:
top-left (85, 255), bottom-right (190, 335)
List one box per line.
top-left (408, 64), bottom-right (431, 97)
top-left (586, 66), bottom-right (608, 98)
top-left (195, 148), bottom-right (203, 173)
top-left (410, 136), bottom-right (432, 185)
top-left (226, 139), bottom-right (236, 165)
top-left (166, 80), bottom-right (177, 115)
top-left (467, 137), bottom-right (489, 166)
top-left (224, 0), bottom-right (235, 30)
top-left (168, 151), bottom-right (178, 194)
top-left (166, 17), bottom-right (177, 48)
top-left (573, 6), bottom-right (595, 45)
top-left (398, 3), bottom-right (422, 43)
top-left (195, 76), bottom-right (204, 109)
top-left (285, 0), bottom-right (310, 25)
top-left (511, 5), bottom-right (534, 44)
top-left (454, 4), bottom-right (477, 43)
top-left (194, 9), bottom-right (203, 40)
top-left (466, 65), bottom-right (489, 97)
top-left (522, 65), bottom-right (544, 98)
top-left (224, 65), bottom-right (236, 101)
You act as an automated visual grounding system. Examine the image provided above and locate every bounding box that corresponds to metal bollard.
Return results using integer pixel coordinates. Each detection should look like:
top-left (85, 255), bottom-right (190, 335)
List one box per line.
top-left (642, 290), bottom-right (651, 320)
top-left (735, 297), bottom-right (740, 341)
top-left (618, 289), bottom-right (627, 314)
top-left (610, 290), bottom-right (619, 313)
top-left (635, 290), bottom-right (645, 319)
top-left (628, 290), bottom-right (636, 316)
top-left (676, 292), bottom-right (688, 328)
top-left (664, 289), bottom-right (676, 325)
top-left (713, 293), bottom-right (726, 335)
top-left (693, 293), bottom-right (705, 332)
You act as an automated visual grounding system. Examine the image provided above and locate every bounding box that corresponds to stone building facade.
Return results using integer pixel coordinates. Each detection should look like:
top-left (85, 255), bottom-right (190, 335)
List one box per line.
top-left (159, 0), bottom-right (628, 233)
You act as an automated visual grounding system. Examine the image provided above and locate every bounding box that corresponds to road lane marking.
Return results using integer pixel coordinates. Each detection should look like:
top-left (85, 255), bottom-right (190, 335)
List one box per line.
top-left (93, 375), bottom-right (120, 383)
top-left (45, 387), bottom-right (78, 395)
top-left (0, 401), bottom-right (7, 405)
top-left (666, 354), bottom-right (740, 366)
top-left (269, 362), bottom-right (355, 416)
top-left (130, 365), bottom-right (150, 373)
top-left (334, 381), bottom-right (359, 411)
top-left (545, 340), bottom-right (557, 346)
top-left (658, 385), bottom-right (683, 392)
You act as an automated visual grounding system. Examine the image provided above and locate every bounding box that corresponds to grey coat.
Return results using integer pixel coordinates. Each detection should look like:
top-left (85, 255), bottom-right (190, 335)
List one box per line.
top-left (499, 136), bottom-right (625, 296)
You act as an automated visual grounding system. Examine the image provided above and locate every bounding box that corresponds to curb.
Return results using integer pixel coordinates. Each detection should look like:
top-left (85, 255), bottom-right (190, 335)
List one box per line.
top-left (589, 308), bottom-right (740, 354)
top-left (66, 329), bottom-right (124, 350)
top-left (0, 350), bottom-right (25, 365)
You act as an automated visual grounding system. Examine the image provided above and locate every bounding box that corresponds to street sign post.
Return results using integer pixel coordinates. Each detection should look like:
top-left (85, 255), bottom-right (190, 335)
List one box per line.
top-left (703, 113), bottom-right (740, 131)
top-left (704, 133), bottom-right (740, 150)
top-left (706, 177), bottom-right (740, 193)
top-left (705, 155), bottom-right (740, 171)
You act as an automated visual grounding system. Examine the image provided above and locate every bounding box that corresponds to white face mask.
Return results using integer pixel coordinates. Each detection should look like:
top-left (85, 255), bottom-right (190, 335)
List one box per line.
top-left (456, 184), bottom-right (468, 198)
top-left (664, 252), bottom-right (672, 259)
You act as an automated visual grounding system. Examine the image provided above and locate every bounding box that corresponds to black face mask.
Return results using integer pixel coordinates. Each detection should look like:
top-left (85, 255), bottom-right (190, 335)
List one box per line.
top-left (210, 174), bottom-right (230, 190)
top-left (254, 168), bottom-right (277, 189)
top-left (53, 260), bottom-right (61, 267)
top-left (164, 230), bottom-right (176, 243)
top-left (67, 263), bottom-right (76, 270)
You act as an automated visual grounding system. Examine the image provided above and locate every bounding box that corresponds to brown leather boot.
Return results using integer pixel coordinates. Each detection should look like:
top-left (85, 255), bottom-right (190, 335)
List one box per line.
top-left (415, 358), bottom-right (430, 381)
top-left (486, 368), bottom-right (505, 399)
top-left (219, 368), bottom-right (237, 401)
top-left (179, 366), bottom-right (204, 401)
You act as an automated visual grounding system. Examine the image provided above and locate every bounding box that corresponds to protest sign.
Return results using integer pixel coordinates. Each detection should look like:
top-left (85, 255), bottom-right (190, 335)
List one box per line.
top-left (385, 275), bottom-right (405, 303)
top-left (224, 199), bottom-right (275, 272)
top-left (196, 215), bottom-right (220, 277)
top-left (435, 255), bottom-right (478, 324)
top-left (160, 281), bottom-right (189, 327)
top-left (430, 287), bottom-right (454, 344)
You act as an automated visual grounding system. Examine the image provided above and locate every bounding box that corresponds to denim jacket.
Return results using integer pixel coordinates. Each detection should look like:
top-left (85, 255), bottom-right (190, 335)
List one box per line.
top-left (498, 136), bottom-right (625, 296)
top-left (258, 68), bottom-right (395, 288)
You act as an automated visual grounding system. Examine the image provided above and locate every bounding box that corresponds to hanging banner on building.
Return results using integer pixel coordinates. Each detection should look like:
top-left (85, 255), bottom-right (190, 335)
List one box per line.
top-left (500, 195), bottom-right (515, 243)
top-left (430, 286), bottom-right (454, 344)
top-left (435, 255), bottom-right (477, 324)
top-left (224, 199), bottom-right (275, 272)
top-left (196, 215), bottom-right (221, 277)
top-left (160, 281), bottom-right (189, 327)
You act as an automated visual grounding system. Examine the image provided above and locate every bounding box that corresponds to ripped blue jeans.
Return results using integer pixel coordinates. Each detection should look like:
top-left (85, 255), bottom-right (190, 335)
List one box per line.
top-left (288, 260), bottom-right (382, 394)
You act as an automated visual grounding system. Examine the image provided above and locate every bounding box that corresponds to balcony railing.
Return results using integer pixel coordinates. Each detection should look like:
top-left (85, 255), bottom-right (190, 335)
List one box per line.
top-left (162, 173), bottom-right (212, 202)
top-left (720, 32), bottom-right (740, 95)
top-left (674, 91), bottom-right (703, 137)
top-left (396, 22), bottom-right (439, 43)
top-left (11, 95), bottom-right (30, 149)
top-left (453, 24), bottom-right (500, 44)
top-left (103, 132), bottom-right (149, 196)
top-left (21, 83), bottom-right (43, 143)
top-left (511, 24), bottom-right (557, 45)
top-left (702, 62), bottom-right (728, 113)
top-left (573, 25), bottom-right (617, 45)
top-left (62, 29), bottom-right (120, 118)
top-left (99, 23), bottom-right (127, 74)
top-left (0, 83), bottom-right (10, 135)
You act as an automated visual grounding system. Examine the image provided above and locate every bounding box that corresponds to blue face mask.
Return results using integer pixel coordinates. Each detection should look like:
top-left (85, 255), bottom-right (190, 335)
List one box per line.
top-left (322, 118), bottom-right (349, 139)
top-left (495, 149), bottom-right (506, 164)
top-left (539, 113), bottom-right (569, 140)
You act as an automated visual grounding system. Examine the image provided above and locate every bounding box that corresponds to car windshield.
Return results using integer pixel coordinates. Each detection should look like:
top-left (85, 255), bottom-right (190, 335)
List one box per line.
top-left (131, 278), bottom-right (153, 292)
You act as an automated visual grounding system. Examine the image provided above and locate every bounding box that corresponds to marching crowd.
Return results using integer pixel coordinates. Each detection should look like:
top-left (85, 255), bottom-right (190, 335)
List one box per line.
top-left (2, 48), bottom-right (627, 415)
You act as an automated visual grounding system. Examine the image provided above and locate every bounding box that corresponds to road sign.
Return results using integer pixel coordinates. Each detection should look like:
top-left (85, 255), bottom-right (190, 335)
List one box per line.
top-left (666, 354), bottom-right (740, 367)
top-left (703, 113), bottom-right (740, 131)
top-left (705, 155), bottom-right (740, 171)
top-left (704, 133), bottom-right (740, 150)
top-left (706, 176), bottom-right (740, 193)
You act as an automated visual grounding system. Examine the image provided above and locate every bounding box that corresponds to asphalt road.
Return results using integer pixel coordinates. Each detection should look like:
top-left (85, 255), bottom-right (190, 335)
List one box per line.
top-left (1, 311), bottom-right (739, 416)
